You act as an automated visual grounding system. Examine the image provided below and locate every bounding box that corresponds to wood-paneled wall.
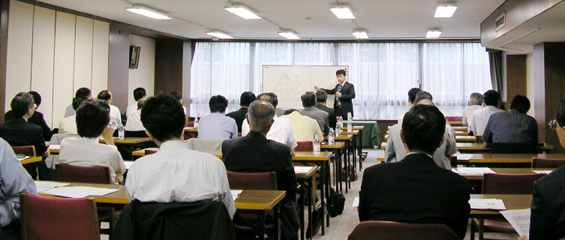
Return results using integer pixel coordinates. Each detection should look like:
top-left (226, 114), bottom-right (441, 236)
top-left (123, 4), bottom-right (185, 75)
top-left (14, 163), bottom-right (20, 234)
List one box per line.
top-left (504, 55), bottom-right (527, 110)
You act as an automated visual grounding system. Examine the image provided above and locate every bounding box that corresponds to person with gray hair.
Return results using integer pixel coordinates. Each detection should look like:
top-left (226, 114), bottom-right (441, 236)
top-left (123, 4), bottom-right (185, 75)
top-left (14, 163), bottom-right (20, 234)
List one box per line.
top-left (299, 91), bottom-right (329, 136)
top-left (222, 100), bottom-right (300, 240)
top-left (413, 91), bottom-right (433, 105)
top-left (463, 92), bottom-right (484, 128)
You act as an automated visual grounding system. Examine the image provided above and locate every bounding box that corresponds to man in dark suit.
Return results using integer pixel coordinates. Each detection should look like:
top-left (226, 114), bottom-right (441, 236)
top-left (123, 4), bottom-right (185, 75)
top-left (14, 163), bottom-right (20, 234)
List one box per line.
top-left (315, 69), bottom-right (355, 120)
top-left (4, 91), bottom-right (52, 141)
top-left (226, 91), bottom-right (255, 133)
top-left (222, 100), bottom-right (299, 240)
top-left (359, 104), bottom-right (471, 239)
top-left (315, 90), bottom-right (336, 130)
top-left (0, 92), bottom-right (51, 180)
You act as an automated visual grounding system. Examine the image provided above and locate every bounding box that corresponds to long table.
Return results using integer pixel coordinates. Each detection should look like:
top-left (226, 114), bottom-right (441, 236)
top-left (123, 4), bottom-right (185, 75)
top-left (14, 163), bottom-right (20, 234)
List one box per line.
top-left (456, 153), bottom-right (565, 167)
top-left (469, 194), bottom-right (532, 216)
top-left (379, 142), bottom-right (554, 154)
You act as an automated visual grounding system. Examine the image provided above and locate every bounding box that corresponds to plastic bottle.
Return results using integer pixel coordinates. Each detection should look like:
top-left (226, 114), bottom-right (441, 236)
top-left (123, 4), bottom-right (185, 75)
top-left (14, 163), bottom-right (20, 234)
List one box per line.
top-left (313, 135), bottom-right (321, 154)
top-left (328, 128), bottom-right (335, 145)
top-left (347, 112), bottom-right (353, 132)
top-left (336, 116), bottom-right (342, 135)
top-left (194, 117), bottom-right (199, 128)
top-left (118, 123), bottom-right (125, 140)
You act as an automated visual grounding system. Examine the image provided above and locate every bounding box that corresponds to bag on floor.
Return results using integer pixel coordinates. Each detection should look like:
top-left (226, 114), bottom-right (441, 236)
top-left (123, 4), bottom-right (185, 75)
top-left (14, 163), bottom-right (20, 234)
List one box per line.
top-left (306, 204), bottom-right (322, 238)
top-left (328, 188), bottom-right (346, 217)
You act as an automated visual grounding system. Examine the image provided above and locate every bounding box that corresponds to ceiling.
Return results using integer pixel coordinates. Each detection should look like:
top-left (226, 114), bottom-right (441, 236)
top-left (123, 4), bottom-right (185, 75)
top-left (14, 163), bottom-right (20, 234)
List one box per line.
top-left (35, 0), bottom-right (506, 40)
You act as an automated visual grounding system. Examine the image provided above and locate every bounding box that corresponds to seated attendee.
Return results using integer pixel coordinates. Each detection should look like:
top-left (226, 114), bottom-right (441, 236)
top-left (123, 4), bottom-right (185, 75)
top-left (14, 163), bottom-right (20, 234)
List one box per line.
top-left (97, 90), bottom-right (122, 126)
top-left (299, 91), bottom-right (329, 136)
top-left (397, 88), bottom-right (421, 125)
top-left (0, 137), bottom-right (37, 240)
top-left (125, 99), bottom-right (145, 131)
top-left (126, 87), bottom-right (146, 115)
top-left (527, 96), bottom-right (565, 240)
top-left (222, 100), bottom-right (299, 240)
top-left (386, 91), bottom-right (457, 170)
top-left (315, 90), bottom-right (337, 130)
top-left (5, 91), bottom-right (52, 141)
top-left (483, 95), bottom-right (538, 148)
top-left (170, 91), bottom-right (187, 116)
top-left (463, 92), bottom-right (484, 130)
top-left (59, 96), bottom-right (87, 135)
top-left (360, 104), bottom-right (471, 239)
top-left (126, 94), bottom-right (235, 218)
top-left (226, 91), bottom-right (256, 133)
top-left (59, 100), bottom-right (126, 184)
top-left (197, 95), bottom-right (238, 140)
top-left (64, 87), bottom-right (91, 117)
top-left (468, 90), bottom-right (503, 136)
top-left (241, 93), bottom-right (297, 150)
top-left (281, 109), bottom-right (323, 142)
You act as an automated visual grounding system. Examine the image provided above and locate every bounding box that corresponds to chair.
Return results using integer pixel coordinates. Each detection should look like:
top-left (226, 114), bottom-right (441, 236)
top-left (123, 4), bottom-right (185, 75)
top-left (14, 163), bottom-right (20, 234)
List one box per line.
top-left (491, 142), bottom-right (537, 154)
top-left (295, 141), bottom-right (313, 152)
top-left (446, 116), bottom-right (463, 122)
top-left (20, 193), bottom-right (100, 240)
top-left (185, 138), bottom-right (225, 151)
top-left (348, 221), bottom-right (459, 240)
top-left (532, 157), bottom-right (565, 168)
top-left (471, 173), bottom-right (546, 239)
top-left (11, 145), bottom-right (36, 157)
top-left (145, 149), bottom-right (158, 155)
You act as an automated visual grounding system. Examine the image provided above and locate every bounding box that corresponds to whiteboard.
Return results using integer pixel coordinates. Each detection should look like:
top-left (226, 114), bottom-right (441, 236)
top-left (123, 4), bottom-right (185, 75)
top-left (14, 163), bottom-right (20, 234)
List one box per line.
top-left (262, 65), bottom-right (348, 109)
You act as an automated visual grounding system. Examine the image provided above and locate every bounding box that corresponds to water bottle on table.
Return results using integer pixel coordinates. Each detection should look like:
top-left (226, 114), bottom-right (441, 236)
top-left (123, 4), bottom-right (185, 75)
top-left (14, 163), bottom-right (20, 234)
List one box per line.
top-left (313, 135), bottom-right (321, 154)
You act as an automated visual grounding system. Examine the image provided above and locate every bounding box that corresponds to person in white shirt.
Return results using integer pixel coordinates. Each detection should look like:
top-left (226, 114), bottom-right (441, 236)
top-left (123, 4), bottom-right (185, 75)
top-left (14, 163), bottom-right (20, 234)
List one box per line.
top-left (126, 94), bottom-right (235, 218)
top-left (241, 93), bottom-right (298, 150)
top-left (97, 90), bottom-right (122, 127)
top-left (59, 96), bottom-right (87, 135)
top-left (126, 87), bottom-right (146, 116)
top-left (125, 99), bottom-right (145, 131)
top-left (468, 90), bottom-right (504, 136)
top-left (59, 100), bottom-right (127, 184)
top-left (462, 92), bottom-right (484, 128)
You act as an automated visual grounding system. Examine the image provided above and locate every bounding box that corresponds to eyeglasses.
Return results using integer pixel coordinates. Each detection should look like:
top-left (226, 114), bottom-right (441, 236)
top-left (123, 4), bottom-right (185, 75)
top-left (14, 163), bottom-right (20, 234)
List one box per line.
top-left (549, 119), bottom-right (558, 130)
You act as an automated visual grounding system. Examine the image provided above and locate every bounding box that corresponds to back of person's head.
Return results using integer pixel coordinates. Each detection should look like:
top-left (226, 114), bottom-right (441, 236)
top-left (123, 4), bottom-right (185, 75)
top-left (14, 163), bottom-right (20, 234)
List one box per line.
top-left (72, 96), bottom-right (88, 111)
top-left (75, 87), bottom-right (91, 98)
top-left (97, 90), bottom-right (111, 102)
top-left (28, 91), bottom-right (41, 107)
top-left (141, 94), bottom-right (186, 142)
top-left (257, 92), bottom-right (278, 109)
top-left (483, 90), bottom-right (500, 106)
top-left (170, 91), bottom-right (182, 101)
top-left (416, 99), bottom-right (435, 106)
top-left (408, 88), bottom-right (422, 104)
top-left (509, 95), bottom-right (531, 114)
top-left (11, 92), bottom-right (35, 118)
top-left (414, 91), bottom-right (433, 105)
top-left (240, 91), bottom-right (256, 107)
top-left (316, 90), bottom-right (328, 103)
top-left (301, 91), bottom-right (317, 107)
top-left (76, 100), bottom-right (110, 138)
top-left (248, 100), bottom-right (275, 132)
top-left (402, 104), bottom-right (446, 155)
top-left (470, 92), bottom-right (484, 105)
top-left (137, 99), bottom-right (146, 110)
top-left (336, 69), bottom-right (346, 76)
top-left (556, 96), bottom-right (565, 127)
top-left (133, 88), bottom-right (146, 101)
top-left (209, 95), bottom-right (228, 113)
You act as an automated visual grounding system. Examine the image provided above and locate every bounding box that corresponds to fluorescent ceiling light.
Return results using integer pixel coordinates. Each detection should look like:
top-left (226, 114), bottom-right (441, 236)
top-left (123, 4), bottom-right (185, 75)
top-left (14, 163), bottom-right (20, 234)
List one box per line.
top-left (330, 5), bottom-right (355, 19)
top-left (278, 31), bottom-right (300, 40)
top-left (206, 31), bottom-right (234, 39)
top-left (352, 31), bottom-right (369, 39)
top-left (126, 6), bottom-right (171, 20)
top-left (426, 30), bottom-right (442, 38)
top-left (225, 5), bottom-right (261, 19)
top-left (434, 4), bottom-right (458, 18)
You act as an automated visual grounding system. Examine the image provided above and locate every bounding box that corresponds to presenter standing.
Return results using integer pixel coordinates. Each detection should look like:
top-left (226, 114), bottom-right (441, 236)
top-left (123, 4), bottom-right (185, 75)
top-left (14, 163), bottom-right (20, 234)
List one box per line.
top-left (315, 69), bottom-right (355, 120)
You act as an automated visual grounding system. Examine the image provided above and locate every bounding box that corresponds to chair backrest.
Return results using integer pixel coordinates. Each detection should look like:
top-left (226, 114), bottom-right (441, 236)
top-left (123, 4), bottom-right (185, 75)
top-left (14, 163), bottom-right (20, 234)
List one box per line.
top-left (446, 116), bottom-right (462, 122)
top-left (491, 142), bottom-right (537, 154)
top-left (124, 130), bottom-right (148, 138)
top-left (532, 157), bottom-right (565, 168)
top-left (295, 141), bottom-right (313, 152)
top-left (227, 171), bottom-right (277, 190)
top-left (185, 138), bottom-right (225, 151)
top-left (482, 173), bottom-right (546, 194)
top-left (20, 193), bottom-right (100, 240)
top-left (56, 163), bottom-right (112, 184)
top-left (348, 221), bottom-right (459, 240)
top-left (11, 145), bottom-right (36, 157)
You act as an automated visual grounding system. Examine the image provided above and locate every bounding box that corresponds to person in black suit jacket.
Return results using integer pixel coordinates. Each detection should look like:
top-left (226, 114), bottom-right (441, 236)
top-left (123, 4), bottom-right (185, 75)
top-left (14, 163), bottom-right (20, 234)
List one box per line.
top-left (226, 91), bottom-right (255, 133)
top-left (222, 100), bottom-right (299, 240)
top-left (358, 105), bottom-right (471, 239)
top-left (315, 90), bottom-right (336, 130)
top-left (315, 69), bottom-right (355, 120)
top-left (4, 91), bottom-right (52, 141)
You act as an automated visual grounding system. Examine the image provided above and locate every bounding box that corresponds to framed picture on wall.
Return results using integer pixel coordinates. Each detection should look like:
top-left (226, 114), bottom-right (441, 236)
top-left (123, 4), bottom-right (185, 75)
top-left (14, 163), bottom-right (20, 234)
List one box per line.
top-left (129, 46), bottom-right (141, 69)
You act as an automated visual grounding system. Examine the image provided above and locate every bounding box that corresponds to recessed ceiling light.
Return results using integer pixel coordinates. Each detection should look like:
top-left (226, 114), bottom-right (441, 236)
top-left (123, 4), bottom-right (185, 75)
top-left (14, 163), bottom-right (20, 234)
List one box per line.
top-left (434, 3), bottom-right (458, 18)
top-left (225, 5), bottom-right (261, 20)
top-left (206, 31), bottom-right (234, 39)
top-left (352, 31), bottom-right (369, 39)
top-left (278, 31), bottom-right (300, 40)
top-left (426, 30), bottom-right (442, 38)
top-left (126, 6), bottom-right (171, 20)
top-left (330, 5), bottom-right (355, 19)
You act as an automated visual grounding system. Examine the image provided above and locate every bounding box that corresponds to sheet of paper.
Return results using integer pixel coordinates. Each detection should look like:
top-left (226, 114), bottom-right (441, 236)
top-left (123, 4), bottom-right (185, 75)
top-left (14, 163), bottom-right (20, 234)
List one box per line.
top-left (457, 167), bottom-right (495, 175)
top-left (352, 197), bottom-right (359, 208)
top-left (294, 166), bottom-right (314, 174)
top-left (230, 190), bottom-right (243, 201)
top-left (17, 156), bottom-right (29, 161)
top-left (501, 209), bottom-right (531, 238)
top-left (35, 181), bottom-right (70, 193)
top-left (469, 198), bottom-right (506, 210)
top-left (124, 161), bottom-right (134, 170)
top-left (48, 145), bottom-right (60, 150)
top-left (533, 170), bottom-right (553, 174)
top-left (454, 153), bottom-right (474, 161)
top-left (42, 186), bottom-right (118, 198)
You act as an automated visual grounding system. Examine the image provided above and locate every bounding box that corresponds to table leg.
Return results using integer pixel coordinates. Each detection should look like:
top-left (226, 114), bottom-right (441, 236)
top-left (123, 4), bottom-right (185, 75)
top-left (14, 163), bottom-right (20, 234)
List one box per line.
top-left (357, 133), bottom-right (362, 171)
top-left (307, 176), bottom-right (313, 240)
top-left (299, 182), bottom-right (305, 240)
top-left (325, 161), bottom-right (330, 228)
top-left (320, 161), bottom-right (326, 235)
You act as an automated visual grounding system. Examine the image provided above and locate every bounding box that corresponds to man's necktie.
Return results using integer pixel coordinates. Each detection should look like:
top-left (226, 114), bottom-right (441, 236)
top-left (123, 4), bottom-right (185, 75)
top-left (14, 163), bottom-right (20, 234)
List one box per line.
top-left (336, 84), bottom-right (342, 107)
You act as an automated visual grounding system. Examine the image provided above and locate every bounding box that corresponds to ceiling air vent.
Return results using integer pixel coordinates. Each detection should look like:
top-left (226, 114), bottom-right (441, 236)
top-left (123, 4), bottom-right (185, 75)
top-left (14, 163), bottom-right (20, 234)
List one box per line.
top-left (495, 11), bottom-right (506, 32)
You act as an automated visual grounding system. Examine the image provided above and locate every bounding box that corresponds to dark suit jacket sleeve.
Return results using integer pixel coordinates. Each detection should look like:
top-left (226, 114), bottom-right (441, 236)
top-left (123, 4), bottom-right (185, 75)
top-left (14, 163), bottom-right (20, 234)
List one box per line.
top-left (340, 83), bottom-right (355, 101)
top-left (358, 168), bottom-right (369, 221)
top-left (280, 148), bottom-right (298, 200)
top-left (329, 110), bottom-right (336, 129)
top-left (321, 85), bottom-right (337, 94)
top-left (31, 112), bottom-right (52, 141)
top-left (529, 182), bottom-right (550, 240)
top-left (33, 127), bottom-right (47, 154)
